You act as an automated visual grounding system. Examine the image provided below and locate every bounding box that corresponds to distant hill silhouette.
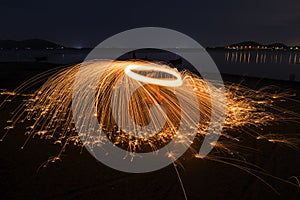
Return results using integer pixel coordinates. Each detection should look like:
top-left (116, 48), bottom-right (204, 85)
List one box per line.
top-left (220, 41), bottom-right (292, 50)
top-left (0, 39), bottom-right (65, 50)
top-left (266, 43), bottom-right (288, 48)
top-left (228, 41), bottom-right (288, 48)
top-left (229, 41), bottom-right (262, 47)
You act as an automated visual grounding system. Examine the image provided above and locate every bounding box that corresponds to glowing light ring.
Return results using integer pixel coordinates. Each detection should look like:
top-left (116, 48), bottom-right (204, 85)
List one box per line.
top-left (73, 27), bottom-right (226, 173)
top-left (125, 64), bottom-right (183, 87)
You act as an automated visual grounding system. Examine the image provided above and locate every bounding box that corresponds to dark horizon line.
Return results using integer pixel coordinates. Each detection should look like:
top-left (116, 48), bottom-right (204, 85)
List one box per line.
top-left (1, 38), bottom-right (300, 49)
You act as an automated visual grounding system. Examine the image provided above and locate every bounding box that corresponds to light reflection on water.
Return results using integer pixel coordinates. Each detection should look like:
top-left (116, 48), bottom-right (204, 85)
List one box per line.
top-left (0, 49), bottom-right (300, 81)
top-left (225, 50), bottom-right (300, 65)
top-left (1, 49), bottom-right (300, 65)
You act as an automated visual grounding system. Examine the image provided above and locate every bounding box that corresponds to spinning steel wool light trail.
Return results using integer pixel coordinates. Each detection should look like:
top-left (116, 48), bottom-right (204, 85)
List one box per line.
top-left (1, 60), bottom-right (300, 196)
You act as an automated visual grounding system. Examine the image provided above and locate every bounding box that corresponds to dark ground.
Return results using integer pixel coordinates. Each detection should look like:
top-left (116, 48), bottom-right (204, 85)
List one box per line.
top-left (0, 62), bottom-right (300, 200)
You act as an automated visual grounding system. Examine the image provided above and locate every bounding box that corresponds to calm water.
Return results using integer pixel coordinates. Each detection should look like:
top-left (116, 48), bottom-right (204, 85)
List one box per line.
top-left (224, 50), bottom-right (300, 65)
top-left (1, 49), bottom-right (300, 81)
top-left (210, 50), bottom-right (300, 81)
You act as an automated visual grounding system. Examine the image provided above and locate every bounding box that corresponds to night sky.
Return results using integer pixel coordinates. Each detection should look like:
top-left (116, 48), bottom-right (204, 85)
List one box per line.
top-left (1, 0), bottom-right (300, 48)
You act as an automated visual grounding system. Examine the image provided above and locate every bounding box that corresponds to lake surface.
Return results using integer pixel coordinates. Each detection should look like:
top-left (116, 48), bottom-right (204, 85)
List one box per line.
top-left (1, 49), bottom-right (300, 81)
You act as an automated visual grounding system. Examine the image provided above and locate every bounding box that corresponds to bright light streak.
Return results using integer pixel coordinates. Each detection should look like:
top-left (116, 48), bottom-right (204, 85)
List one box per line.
top-left (125, 64), bottom-right (183, 87)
